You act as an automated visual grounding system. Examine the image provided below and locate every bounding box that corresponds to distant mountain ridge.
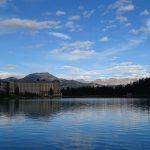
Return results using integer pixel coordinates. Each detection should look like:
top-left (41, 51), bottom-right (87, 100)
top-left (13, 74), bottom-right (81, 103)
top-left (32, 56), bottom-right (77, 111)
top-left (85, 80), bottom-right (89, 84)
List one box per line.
top-left (59, 79), bottom-right (99, 89)
top-left (1, 72), bottom-right (138, 89)
top-left (92, 78), bottom-right (137, 86)
top-left (20, 72), bottom-right (58, 82)
top-left (2, 77), bottom-right (18, 82)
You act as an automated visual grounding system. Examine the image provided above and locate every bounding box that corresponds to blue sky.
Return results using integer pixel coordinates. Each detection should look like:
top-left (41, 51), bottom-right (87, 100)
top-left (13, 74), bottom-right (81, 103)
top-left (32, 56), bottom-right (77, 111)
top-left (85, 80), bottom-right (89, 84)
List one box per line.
top-left (0, 0), bottom-right (150, 80)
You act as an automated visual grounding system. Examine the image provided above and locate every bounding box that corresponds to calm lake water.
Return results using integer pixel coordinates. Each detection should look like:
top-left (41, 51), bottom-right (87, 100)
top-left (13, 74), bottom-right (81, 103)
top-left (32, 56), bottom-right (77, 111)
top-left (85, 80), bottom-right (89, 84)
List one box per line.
top-left (0, 98), bottom-right (150, 150)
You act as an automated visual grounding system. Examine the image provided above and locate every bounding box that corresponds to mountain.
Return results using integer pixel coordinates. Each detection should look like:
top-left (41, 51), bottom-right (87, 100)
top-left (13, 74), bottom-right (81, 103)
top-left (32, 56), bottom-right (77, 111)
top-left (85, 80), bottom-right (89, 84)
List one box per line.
top-left (1, 72), bottom-right (138, 88)
top-left (93, 78), bottom-right (137, 86)
top-left (60, 79), bottom-right (99, 89)
top-left (2, 77), bottom-right (18, 82)
top-left (20, 72), bottom-right (58, 82)
top-left (76, 79), bottom-right (90, 83)
top-left (60, 79), bottom-right (87, 89)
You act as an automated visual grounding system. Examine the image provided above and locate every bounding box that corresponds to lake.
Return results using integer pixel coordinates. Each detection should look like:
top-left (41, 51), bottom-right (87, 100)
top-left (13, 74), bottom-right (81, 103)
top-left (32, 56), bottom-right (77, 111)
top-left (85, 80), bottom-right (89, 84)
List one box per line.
top-left (0, 98), bottom-right (150, 150)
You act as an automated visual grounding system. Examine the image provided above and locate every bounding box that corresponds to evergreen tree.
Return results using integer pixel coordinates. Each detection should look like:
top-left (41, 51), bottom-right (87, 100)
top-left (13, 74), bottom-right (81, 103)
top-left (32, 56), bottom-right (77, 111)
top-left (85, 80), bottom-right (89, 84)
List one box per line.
top-left (15, 86), bottom-right (20, 96)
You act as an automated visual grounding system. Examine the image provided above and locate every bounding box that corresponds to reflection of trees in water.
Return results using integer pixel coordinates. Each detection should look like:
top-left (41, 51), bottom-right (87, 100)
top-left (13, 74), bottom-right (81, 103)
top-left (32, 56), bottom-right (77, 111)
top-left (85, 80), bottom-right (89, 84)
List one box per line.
top-left (0, 98), bottom-right (150, 118)
top-left (0, 99), bottom-right (63, 118)
top-left (131, 99), bottom-right (150, 111)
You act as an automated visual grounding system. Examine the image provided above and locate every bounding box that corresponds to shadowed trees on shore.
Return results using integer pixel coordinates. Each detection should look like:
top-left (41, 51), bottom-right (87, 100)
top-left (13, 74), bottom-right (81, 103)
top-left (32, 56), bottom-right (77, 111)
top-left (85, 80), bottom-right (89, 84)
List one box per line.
top-left (61, 78), bottom-right (150, 97)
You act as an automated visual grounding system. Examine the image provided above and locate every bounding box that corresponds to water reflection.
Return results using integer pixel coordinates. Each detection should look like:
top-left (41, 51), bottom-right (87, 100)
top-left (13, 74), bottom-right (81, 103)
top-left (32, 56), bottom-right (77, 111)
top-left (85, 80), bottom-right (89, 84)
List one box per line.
top-left (0, 98), bottom-right (150, 150)
top-left (0, 98), bottom-right (150, 119)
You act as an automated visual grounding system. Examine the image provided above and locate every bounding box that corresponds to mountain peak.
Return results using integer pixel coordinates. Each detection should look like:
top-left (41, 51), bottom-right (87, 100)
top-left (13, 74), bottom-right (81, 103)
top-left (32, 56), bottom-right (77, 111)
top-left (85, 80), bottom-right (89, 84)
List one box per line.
top-left (21, 72), bottom-right (58, 82)
top-left (2, 77), bottom-right (18, 82)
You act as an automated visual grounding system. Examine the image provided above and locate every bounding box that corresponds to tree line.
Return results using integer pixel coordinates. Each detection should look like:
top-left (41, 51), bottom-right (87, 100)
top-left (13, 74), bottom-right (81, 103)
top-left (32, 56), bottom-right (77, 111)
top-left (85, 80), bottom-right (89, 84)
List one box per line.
top-left (61, 78), bottom-right (150, 97)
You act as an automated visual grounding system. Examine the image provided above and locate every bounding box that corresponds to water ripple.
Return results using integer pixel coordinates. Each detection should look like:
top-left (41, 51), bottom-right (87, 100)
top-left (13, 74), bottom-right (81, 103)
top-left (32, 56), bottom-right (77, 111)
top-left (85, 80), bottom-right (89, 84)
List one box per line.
top-left (0, 98), bottom-right (150, 150)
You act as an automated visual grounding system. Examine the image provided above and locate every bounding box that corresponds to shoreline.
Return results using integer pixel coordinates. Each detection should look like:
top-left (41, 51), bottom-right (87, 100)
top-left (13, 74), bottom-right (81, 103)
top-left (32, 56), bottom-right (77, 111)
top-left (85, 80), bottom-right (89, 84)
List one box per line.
top-left (0, 95), bottom-right (150, 99)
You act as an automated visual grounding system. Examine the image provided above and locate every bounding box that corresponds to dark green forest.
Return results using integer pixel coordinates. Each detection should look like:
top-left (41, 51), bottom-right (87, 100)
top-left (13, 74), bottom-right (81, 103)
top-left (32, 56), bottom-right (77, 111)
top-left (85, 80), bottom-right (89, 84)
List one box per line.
top-left (61, 78), bottom-right (150, 97)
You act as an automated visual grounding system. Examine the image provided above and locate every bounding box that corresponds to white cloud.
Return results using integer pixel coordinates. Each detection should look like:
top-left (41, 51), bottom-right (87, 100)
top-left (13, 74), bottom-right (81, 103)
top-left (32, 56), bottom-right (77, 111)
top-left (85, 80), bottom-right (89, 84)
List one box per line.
top-left (145, 19), bottom-right (150, 32)
top-left (118, 4), bottom-right (134, 12)
top-left (111, 0), bottom-right (135, 13)
top-left (68, 15), bottom-right (80, 21)
top-left (129, 19), bottom-right (150, 34)
top-left (0, 18), bottom-right (61, 32)
top-left (50, 41), bottom-right (94, 53)
top-left (102, 24), bottom-right (116, 32)
top-left (0, 71), bottom-right (25, 79)
top-left (106, 1), bottom-right (132, 26)
top-left (0, 0), bottom-right (7, 7)
top-left (100, 36), bottom-right (109, 42)
top-left (49, 40), bottom-right (95, 60)
top-left (129, 29), bottom-right (139, 34)
top-left (61, 65), bottom-right (99, 80)
top-left (61, 62), bottom-right (150, 80)
top-left (65, 21), bottom-right (82, 32)
top-left (56, 10), bottom-right (66, 16)
top-left (97, 37), bottom-right (145, 60)
top-left (140, 9), bottom-right (150, 16)
top-left (49, 35), bottom-right (144, 61)
top-left (62, 66), bottom-right (81, 75)
top-left (115, 15), bottom-right (131, 27)
top-left (69, 41), bottom-right (94, 49)
top-left (51, 49), bottom-right (95, 61)
top-left (116, 15), bottom-right (128, 22)
top-left (66, 49), bottom-right (95, 60)
top-left (83, 9), bottom-right (95, 18)
top-left (49, 32), bottom-right (71, 40)
top-left (104, 62), bottom-right (150, 78)
top-left (1, 64), bottom-right (17, 70)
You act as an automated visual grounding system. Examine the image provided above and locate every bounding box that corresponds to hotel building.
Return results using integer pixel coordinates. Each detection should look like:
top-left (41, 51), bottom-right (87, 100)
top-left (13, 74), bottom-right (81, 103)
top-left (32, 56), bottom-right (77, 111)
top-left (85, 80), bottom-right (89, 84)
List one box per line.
top-left (0, 80), bottom-right (61, 97)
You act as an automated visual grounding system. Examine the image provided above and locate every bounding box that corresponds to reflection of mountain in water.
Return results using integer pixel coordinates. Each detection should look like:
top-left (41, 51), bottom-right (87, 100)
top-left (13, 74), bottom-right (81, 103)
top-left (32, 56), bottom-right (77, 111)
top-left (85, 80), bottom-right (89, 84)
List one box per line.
top-left (0, 98), bottom-right (150, 119)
